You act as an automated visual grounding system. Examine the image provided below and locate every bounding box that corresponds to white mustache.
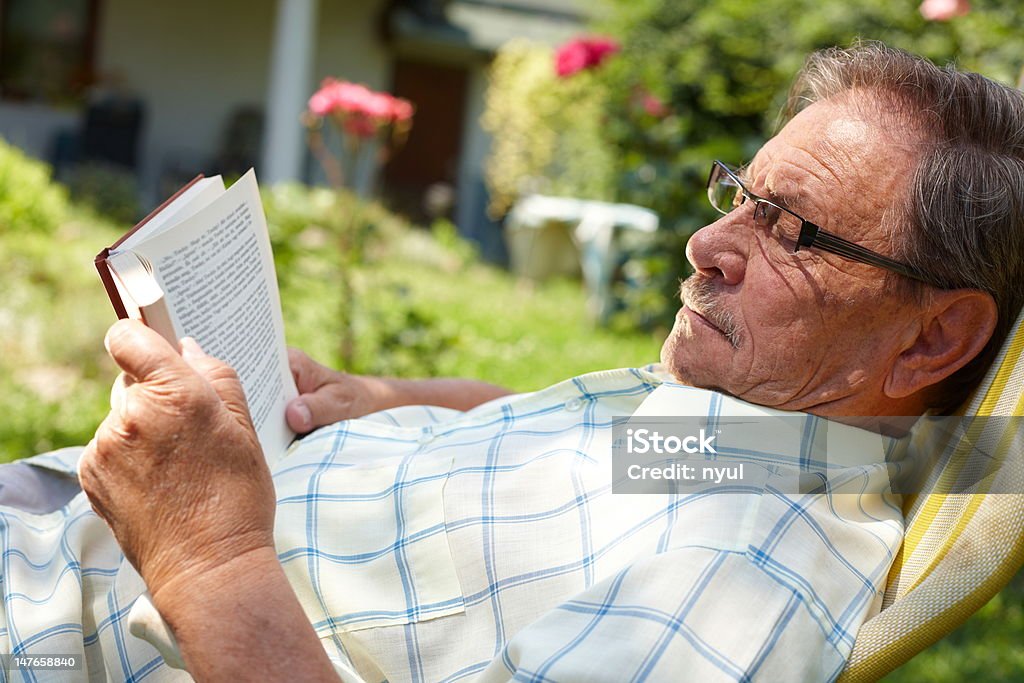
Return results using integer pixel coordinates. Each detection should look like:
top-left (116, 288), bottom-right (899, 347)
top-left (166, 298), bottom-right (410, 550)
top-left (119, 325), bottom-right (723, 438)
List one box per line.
top-left (679, 276), bottom-right (742, 348)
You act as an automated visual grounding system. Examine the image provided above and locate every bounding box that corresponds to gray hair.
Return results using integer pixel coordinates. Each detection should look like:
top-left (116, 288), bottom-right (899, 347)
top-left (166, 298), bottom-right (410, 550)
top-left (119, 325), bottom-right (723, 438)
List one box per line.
top-left (786, 42), bottom-right (1024, 413)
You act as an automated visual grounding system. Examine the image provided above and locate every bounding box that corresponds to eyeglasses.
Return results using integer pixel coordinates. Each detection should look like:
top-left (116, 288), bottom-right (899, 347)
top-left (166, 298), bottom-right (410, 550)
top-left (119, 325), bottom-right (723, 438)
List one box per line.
top-left (706, 160), bottom-right (941, 287)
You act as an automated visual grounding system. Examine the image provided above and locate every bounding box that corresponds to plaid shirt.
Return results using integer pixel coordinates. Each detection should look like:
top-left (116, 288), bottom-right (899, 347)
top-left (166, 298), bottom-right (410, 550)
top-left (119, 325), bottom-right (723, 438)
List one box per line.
top-left (0, 368), bottom-right (903, 682)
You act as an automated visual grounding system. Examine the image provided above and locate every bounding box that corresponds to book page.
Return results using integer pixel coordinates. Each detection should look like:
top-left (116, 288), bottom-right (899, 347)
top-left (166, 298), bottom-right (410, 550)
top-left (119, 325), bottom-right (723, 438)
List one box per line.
top-left (121, 170), bottom-right (297, 462)
top-left (118, 176), bottom-right (225, 252)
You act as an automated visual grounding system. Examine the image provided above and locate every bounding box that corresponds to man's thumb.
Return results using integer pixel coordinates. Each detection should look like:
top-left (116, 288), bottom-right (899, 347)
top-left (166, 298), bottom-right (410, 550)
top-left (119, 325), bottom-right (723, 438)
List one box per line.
top-left (180, 338), bottom-right (252, 421)
top-left (105, 320), bottom-right (187, 383)
top-left (285, 386), bottom-right (350, 434)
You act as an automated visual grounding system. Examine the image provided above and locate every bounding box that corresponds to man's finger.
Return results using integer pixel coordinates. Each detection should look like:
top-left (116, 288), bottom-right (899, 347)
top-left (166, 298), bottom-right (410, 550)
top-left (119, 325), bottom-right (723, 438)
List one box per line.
top-left (287, 348), bottom-right (333, 394)
top-left (105, 320), bottom-right (188, 384)
top-left (285, 383), bottom-right (352, 434)
top-left (180, 338), bottom-right (252, 422)
top-left (285, 399), bottom-right (314, 433)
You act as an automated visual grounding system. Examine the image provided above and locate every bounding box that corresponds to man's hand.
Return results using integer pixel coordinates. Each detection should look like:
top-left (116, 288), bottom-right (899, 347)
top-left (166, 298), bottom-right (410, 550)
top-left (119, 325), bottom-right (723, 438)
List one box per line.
top-left (79, 320), bottom-right (275, 599)
top-left (286, 348), bottom-right (514, 434)
top-left (286, 348), bottom-right (399, 433)
top-left (82, 322), bottom-right (339, 681)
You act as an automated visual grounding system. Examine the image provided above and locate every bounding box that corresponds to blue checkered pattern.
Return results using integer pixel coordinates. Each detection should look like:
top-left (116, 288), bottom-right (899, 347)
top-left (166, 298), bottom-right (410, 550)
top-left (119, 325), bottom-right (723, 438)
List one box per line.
top-left (0, 368), bottom-right (903, 682)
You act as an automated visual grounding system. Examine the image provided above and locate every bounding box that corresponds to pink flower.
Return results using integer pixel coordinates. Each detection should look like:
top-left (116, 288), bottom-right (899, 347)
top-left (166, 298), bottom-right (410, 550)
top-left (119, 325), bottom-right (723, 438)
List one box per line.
top-left (342, 115), bottom-right (378, 139)
top-left (309, 79), bottom-right (362, 116)
top-left (390, 98), bottom-right (414, 123)
top-left (333, 82), bottom-right (375, 115)
top-left (555, 36), bottom-right (620, 77)
top-left (308, 79), bottom-right (341, 116)
top-left (920, 0), bottom-right (970, 21)
top-left (361, 91), bottom-right (394, 120)
top-left (642, 93), bottom-right (668, 118)
top-left (307, 79), bottom-right (415, 139)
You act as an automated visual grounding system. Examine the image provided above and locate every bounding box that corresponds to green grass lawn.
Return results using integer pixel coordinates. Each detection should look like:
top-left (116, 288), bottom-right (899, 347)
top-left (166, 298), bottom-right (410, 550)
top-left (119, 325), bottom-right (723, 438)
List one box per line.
top-left (275, 220), bottom-right (663, 391)
top-left (351, 262), bottom-right (662, 390)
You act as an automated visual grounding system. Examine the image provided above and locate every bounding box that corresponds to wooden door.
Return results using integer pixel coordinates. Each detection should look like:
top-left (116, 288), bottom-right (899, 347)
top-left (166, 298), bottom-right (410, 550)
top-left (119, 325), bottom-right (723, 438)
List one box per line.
top-left (383, 58), bottom-right (468, 222)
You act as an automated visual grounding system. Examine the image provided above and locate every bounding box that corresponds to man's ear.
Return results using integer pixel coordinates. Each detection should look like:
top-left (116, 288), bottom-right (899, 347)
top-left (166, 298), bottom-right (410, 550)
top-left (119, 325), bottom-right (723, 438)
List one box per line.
top-left (884, 289), bottom-right (997, 400)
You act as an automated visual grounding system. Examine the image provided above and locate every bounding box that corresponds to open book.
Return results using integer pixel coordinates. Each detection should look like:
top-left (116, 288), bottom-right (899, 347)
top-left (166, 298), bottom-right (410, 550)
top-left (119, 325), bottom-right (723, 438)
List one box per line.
top-left (94, 169), bottom-right (297, 462)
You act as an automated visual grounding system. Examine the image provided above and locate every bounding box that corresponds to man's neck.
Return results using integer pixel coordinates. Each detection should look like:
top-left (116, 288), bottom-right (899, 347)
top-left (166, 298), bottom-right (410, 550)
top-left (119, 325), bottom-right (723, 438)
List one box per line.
top-left (802, 392), bottom-right (927, 437)
top-left (679, 378), bottom-right (928, 436)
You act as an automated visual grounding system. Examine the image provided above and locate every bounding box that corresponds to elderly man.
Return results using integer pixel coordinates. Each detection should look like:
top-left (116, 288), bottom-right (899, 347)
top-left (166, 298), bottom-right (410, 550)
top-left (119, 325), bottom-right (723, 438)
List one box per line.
top-left (3, 43), bottom-right (1022, 682)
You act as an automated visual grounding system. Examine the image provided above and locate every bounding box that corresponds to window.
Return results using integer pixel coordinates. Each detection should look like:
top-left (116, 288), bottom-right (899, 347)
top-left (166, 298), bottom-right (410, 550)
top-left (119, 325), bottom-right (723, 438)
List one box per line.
top-left (0, 0), bottom-right (100, 105)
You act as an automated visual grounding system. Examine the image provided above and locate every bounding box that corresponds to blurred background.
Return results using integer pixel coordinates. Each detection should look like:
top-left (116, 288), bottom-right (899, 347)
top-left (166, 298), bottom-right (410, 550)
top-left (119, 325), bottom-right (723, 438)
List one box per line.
top-left (0, 0), bottom-right (1022, 679)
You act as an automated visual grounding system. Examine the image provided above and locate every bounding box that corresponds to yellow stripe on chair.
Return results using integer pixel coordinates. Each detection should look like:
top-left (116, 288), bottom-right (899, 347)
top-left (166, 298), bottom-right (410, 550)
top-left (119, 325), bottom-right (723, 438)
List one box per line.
top-left (978, 322), bottom-right (1024, 416)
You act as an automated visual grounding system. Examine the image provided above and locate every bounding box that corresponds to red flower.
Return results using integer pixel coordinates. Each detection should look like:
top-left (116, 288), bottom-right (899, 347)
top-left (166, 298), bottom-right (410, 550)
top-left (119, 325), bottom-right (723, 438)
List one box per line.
top-left (556, 40), bottom-right (591, 77)
top-left (586, 38), bottom-right (619, 64)
top-left (919, 0), bottom-right (970, 21)
top-left (628, 87), bottom-right (670, 118)
top-left (555, 36), bottom-right (620, 78)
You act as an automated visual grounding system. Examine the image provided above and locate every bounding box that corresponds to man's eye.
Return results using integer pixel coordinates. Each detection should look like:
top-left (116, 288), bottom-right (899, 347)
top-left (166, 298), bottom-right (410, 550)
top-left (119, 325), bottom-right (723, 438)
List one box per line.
top-left (753, 201), bottom-right (781, 227)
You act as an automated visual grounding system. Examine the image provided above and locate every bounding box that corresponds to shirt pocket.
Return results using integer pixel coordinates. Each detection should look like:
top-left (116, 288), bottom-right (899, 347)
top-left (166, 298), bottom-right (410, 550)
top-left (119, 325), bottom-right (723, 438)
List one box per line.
top-left (273, 449), bottom-right (465, 635)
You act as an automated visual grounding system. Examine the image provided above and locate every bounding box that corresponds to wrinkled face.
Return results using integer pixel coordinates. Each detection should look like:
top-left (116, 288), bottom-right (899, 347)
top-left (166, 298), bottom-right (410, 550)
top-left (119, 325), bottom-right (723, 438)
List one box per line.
top-left (660, 97), bottom-right (924, 413)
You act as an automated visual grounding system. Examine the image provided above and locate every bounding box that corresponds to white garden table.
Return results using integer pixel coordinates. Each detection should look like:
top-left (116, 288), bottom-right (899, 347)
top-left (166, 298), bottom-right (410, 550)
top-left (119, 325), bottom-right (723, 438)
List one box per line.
top-left (505, 195), bottom-right (659, 321)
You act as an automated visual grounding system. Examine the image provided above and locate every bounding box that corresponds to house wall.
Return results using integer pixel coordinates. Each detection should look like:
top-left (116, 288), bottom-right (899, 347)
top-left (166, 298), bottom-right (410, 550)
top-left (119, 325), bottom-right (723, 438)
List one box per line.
top-left (96, 0), bottom-right (276, 199)
top-left (96, 0), bottom-right (389, 201)
top-left (314, 2), bottom-right (390, 89)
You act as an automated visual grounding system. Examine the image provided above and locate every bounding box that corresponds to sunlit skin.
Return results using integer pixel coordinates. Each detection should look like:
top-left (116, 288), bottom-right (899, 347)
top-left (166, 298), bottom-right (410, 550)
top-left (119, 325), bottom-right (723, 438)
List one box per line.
top-left (660, 95), bottom-right (997, 417)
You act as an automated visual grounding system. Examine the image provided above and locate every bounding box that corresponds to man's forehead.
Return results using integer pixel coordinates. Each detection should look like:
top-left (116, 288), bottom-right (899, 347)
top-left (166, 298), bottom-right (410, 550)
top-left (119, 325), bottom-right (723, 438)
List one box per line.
top-left (746, 101), bottom-right (907, 217)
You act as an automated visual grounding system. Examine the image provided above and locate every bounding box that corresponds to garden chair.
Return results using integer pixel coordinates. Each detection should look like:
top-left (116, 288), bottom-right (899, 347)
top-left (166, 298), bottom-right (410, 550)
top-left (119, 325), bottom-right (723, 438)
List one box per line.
top-left (838, 307), bottom-right (1024, 681)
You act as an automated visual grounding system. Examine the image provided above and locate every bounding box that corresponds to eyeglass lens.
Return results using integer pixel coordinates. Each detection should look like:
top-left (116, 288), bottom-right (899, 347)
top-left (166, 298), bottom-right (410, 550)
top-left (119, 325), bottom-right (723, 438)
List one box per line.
top-left (708, 164), bottom-right (742, 214)
top-left (708, 164), bottom-right (803, 245)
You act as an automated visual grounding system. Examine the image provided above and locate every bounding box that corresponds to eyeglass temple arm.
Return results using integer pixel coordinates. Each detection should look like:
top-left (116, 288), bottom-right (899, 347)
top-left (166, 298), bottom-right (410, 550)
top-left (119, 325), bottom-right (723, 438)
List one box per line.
top-left (797, 223), bottom-right (935, 285)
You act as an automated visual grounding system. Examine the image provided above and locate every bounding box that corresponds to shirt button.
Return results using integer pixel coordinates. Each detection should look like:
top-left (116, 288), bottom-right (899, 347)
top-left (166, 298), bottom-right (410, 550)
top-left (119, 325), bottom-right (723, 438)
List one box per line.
top-left (564, 397), bottom-right (584, 412)
top-left (417, 431), bottom-right (435, 445)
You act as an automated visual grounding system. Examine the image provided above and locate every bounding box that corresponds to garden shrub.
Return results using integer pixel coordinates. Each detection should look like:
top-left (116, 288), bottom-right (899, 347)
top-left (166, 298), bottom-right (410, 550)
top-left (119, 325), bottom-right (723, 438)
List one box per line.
top-left (0, 138), bottom-right (69, 235)
top-left (67, 162), bottom-right (140, 225)
top-left (0, 145), bottom-right (122, 460)
top-left (482, 39), bottom-right (616, 218)
top-left (262, 183), bottom-right (458, 376)
top-left (592, 0), bottom-right (1024, 328)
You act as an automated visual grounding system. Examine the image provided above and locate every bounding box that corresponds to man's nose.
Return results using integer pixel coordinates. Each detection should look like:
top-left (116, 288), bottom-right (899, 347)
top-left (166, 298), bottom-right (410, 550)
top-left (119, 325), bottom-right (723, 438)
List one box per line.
top-left (685, 214), bottom-right (748, 286)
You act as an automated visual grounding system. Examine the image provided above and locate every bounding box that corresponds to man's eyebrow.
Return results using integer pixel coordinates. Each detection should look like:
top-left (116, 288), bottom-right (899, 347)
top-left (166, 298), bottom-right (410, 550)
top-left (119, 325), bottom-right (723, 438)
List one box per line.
top-left (740, 162), bottom-right (810, 215)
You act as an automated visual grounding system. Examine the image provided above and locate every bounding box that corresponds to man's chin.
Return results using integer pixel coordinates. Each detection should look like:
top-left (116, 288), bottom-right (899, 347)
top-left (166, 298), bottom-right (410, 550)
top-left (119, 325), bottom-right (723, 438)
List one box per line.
top-left (660, 322), bottom-right (701, 378)
top-left (659, 330), bottom-right (682, 375)
top-left (660, 338), bottom-right (731, 394)
top-left (660, 341), bottom-right (697, 384)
